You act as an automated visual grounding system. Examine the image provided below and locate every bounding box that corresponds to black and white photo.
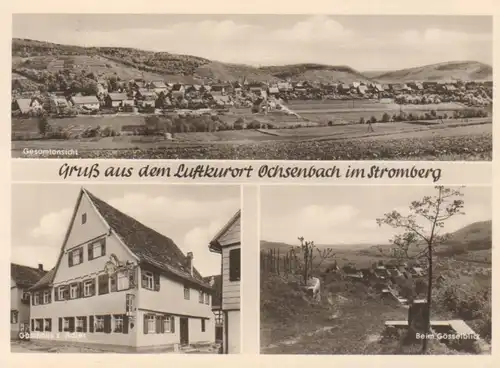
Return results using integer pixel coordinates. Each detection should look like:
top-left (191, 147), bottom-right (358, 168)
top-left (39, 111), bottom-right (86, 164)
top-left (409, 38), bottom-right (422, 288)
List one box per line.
top-left (260, 185), bottom-right (491, 354)
top-left (10, 184), bottom-right (241, 354)
top-left (11, 14), bottom-right (492, 160)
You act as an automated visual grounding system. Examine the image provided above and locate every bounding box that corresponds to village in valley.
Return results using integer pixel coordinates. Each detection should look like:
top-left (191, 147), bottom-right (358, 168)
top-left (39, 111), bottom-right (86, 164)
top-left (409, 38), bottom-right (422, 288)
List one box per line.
top-left (10, 186), bottom-right (241, 354)
top-left (11, 37), bottom-right (492, 160)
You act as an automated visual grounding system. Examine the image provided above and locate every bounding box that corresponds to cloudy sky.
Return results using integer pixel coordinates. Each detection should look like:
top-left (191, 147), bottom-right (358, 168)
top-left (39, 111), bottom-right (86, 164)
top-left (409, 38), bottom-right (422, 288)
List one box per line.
top-left (12, 14), bottom-right (492, 71)
top-left (11, 184), bottom-right (240, 276)
top-left (261, 186), bottom-right (491, 246)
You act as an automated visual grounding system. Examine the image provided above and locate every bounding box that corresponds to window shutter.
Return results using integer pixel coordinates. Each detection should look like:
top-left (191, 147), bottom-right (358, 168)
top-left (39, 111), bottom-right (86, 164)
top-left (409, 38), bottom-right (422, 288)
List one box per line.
top-left (153, 273), bottom-right (160, 291)
top-left (123, 315), bottom-right (129, 334)
top-left (48, 290), bottom-right (52, 303)
top-left (54, 288), bottom-right (59, 302)
top-left (141, 272), bottom-right (148, 288)
top-left (143, 315), bottom-right (148, 334)
top-left (104, 315), bottom-right (111, 334)
top-left (101, 239), bottom-right (106, 256)
top-left (170, 316), bottom-right (175, 333)
top-left (31, 293), bottom-right (35, 306)
top-left (78, 282), bottom-right (83, 298)
top-left (89, 316), bottom-right (94, 333)
top-left (155, 315), bottom-right (160, 333)
top-left (68, 252), bottom-right (73, 267)
top-left (98, 274), bottom-right (109, 295)
top-left (110, 274), bottom-right (117, 292)
top-left (82, 317), bottom-right (87, 333)
top-left (69, 317), bottom-right (75, 333)
top-left (92, 279), bottom-right (96, 296)
top-left (31, 319), bottom-right (34, 331)
top-left (229, 248), bottom-right (241, 281)
top-left (58, 318), bottom-right (62, 332)
top-left (79, 248), bottom-right (84, 263)
top-left (88, 244), bottom-right (93, 261)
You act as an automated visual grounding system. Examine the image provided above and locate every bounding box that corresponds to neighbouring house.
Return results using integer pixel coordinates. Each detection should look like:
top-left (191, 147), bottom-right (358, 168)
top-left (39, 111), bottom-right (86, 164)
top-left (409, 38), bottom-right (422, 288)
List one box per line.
top-left (213, 95), bottom-right (232, 107)
top-left (11, 263), bottom-right (47, 339)
top-left (203, 275), bottom-right (223, 344)
top-left (49, 97), bottom-right (70, 114)
top-left (135, 89), bottom-right (157, 108)
top-left (70, 96), bottom-right (100, 111)
top-left (210, 85), bottom-right (226, 96)
top-left (208, 210), bottom-right (241, 354)
top-left (338, 84), bottom-right (350, 93)
top-left (150, 81), bottom-right (168, 95)
top-left (277, 82), bottom-right (292, 92)
top-left (171, 84), bottom-right (186, 100)
top-left (357, 85), bottom-right (368, 95)
top-left (13, 97), bottom-right (44, 115)
top-left (105, 93), bottom-right (129, 108)
top-left (268, 87), bottom-right (280, 96)
top-left (28, 188), bottom-right (215, 352)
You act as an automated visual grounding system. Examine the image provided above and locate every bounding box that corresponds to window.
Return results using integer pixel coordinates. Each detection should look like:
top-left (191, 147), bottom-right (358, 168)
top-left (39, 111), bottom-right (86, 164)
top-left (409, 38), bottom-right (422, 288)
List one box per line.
top-left (126, 294), bottom-right (135, 313)
top-left (117, 271), bottom-right (130, 291)
top-left (43, 290), bottom-right (50, 304)
top-left (229, 248), bottom-right (241, 282)
top-left (147, 315), bottom-right (156, 334)
top-left (44, 318), bottom-right (52, 332)
top-left (76, 317), bottom-right (85, 332)
top-left (163, 316), bottom-right (171, 333)
top-left (10, 310), bottom-right (18, 324)
top-left (81, 213), bottom-right (87, 224)
top-left (22, 291), bottom-right (30, 301)
top-left (33, 293), bottom-right (40, 306)
top-left (113, 315), bottom-right (124, 333)
top-left (142, 271), bottom-right (154, 290)
top-left (63, 318), bottom-right (70, 332)
top-left (184, 286), bottom-right (190, 300)
top-left (199, 290), bottom-right (203, 304)
top-left (88, 238), bottom-right (106, 260)
top-left (83, 280), bottom-right (95, 297)
top-left (70, 284), bottom-right (78, 299)
top-left (205, 293), bottom-right (210, 305)
top-left (68, 247), bottom-right (83, 267)
top-left (35, 319), bottom-right (43, 332)
top-left (201, 319), bottom-right (206, 332)
top-left (95, 316), bottom-right (105, 332)
top-left (98, 274), bottom-right (109, 295)
top-left (58, 286), bottom-right (67, 301)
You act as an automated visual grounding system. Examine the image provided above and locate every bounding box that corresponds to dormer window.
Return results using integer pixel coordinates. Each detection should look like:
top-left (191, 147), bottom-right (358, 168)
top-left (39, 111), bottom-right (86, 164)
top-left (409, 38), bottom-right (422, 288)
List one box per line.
top-left (82, 213), bottom-right (87, 224)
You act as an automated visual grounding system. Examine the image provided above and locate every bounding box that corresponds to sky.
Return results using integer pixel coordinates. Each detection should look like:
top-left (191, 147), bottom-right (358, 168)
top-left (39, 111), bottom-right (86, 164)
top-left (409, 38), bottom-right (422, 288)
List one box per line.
top-left (12, 14), bottom-right (492, 71)
top-left (261, 185), bottom-right (491, 246)
top-left (11, 184), bottom-right (240, 276)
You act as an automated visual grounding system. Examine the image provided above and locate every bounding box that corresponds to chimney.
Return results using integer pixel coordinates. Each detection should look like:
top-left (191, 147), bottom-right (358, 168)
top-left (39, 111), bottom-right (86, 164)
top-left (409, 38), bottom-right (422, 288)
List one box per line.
top-left (38, 264), bottom-right (44, 272)
top-left (186, 252), bottom-right (193, 276)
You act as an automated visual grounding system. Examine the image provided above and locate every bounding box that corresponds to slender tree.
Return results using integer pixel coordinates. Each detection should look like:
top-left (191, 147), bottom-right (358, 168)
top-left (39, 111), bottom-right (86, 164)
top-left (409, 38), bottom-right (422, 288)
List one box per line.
top-left (376, 186), bottom-right (464, 353)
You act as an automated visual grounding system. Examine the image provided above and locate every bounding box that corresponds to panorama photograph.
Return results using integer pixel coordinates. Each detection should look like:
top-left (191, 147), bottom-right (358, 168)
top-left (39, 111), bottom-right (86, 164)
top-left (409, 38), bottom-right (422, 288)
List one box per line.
top-left (11, 14), bottom-right (492, 160)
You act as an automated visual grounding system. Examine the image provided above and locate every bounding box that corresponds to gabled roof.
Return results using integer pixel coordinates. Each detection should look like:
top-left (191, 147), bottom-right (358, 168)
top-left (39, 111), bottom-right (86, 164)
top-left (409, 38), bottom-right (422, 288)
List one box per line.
top-left (31, 268), bottom-right (55, 289)
top-left (11, 263), bottom-right (47, 288)
top-left (31, 188), bottom-right (211, 291)
top-left (208, 210), bottom-right (241, 253)
top-left (16, 99), bottom-right (33, 113)
top-left (203, 274), bottom-right (222, 309)
top-left (71, 96), bottom-right (99, 104)
top-left (107, 93), bottom-right (128, 101)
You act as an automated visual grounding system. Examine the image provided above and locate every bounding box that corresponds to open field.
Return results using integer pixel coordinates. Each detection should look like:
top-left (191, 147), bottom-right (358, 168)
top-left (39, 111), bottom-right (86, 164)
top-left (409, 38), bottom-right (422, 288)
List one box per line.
top-left (12, 117), bottom-right (492, 160)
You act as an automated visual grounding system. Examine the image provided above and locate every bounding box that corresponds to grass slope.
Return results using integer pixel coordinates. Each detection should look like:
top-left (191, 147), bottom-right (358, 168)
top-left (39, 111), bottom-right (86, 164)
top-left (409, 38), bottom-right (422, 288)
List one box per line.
top-left (372, 61), bottom-right (492, 82)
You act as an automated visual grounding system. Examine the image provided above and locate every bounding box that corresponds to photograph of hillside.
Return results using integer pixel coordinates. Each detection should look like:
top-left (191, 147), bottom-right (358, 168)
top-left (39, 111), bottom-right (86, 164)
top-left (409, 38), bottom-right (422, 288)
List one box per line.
top-left (260, 185), bottom-right (491, 355)
top-left (11, 14), bottom-right (492, 160)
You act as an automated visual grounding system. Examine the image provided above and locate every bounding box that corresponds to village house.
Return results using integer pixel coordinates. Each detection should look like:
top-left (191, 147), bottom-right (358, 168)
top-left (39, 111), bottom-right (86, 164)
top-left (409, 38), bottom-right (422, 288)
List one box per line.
top-left (70, 96), bottom-right (100, 111)
top-left (11, 263), bottom-right (47, 339)
top-left (268, 86), bottom-right (280, 96)
top-left (104, 93), bottom-right (130, 109)
top-left (208, 210), bottom-right (241, 354)
top-left (13, 97), bottom-right (44, 115)
top-left (135, 89), bottom-right (157, 108)
top-left (149, 81), bottom-right (168, 95)
top-left (210, 85), bottom-right (226, 96)
top-left (28, 188), bottom-right (215, 352)
top-left (171, 84), bottom-right (186, 100)
top-left (49, 96), bottom-right (70, 114)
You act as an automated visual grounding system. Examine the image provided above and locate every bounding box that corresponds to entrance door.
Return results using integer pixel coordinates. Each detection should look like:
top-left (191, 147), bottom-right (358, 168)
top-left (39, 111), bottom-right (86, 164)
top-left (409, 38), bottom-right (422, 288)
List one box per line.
top-left (180, 318), bottom-right (189, 345)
